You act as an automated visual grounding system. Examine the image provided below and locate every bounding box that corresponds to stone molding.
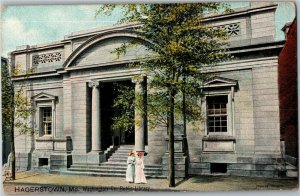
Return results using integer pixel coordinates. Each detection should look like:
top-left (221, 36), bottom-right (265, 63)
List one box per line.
top-left (63, 30), bottom-right (145, 68)
top-left (88, 80), bottom-right (100, 88)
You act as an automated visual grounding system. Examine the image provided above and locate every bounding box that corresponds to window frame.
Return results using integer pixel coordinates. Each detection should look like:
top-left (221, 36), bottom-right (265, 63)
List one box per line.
top-left (200, 77), bottom-right (237, 137)
top-left (202, 89), bottom-right (234, 136)
top-left (32, 93), bottom-right (57, 138)
top-left (206, 95), bottom-right (229, 134)
top-left (40, 106), bottom-right (53, 136)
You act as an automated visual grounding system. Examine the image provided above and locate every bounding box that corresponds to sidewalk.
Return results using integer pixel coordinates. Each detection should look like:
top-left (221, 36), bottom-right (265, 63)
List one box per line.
top-left (2, 171), bottom-right (299, 193)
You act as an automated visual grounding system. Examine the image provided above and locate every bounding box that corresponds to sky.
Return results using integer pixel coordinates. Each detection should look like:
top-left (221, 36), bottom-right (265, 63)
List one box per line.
top-left (0, 2), bottom-right (296, 57)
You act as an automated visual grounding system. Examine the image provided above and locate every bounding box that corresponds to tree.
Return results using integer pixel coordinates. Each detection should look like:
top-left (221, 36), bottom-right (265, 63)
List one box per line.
top-left (97, 3), bottom-right (230, 187)
top-left (1, 58), bottom-right (14, 178)
top-left (111, 83), bottom-right (135, 143)
top-left (1, 61), bottom-right (35, 180)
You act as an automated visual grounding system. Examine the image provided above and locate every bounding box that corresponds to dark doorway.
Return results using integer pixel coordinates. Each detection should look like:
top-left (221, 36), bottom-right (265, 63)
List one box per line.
top-left (100, 80), bottom-right (135, 150)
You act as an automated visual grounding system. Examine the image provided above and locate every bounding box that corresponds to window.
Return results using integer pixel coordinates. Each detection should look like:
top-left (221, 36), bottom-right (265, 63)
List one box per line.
top-left (207, 96), bottom-right (228, 133)
top-left (211, 163), bottom-right (227, 173)
top-left (39, 158), bottom-right (49, 166)
top-left (201, 76), bottom-right (238, 137)
top-left (41, 107), bottom-right (52, 135)
top-left (32, 92), bottom-right (57, 138)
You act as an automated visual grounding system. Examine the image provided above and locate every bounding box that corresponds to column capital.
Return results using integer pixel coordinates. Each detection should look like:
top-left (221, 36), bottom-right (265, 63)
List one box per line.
top-left (132, 75), bottom-right (146, 84)
top-left (88, 80), bottom-right (100, 88)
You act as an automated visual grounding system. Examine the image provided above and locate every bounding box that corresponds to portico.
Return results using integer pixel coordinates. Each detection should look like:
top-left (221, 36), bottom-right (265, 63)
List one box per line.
top-left (87, 76), bottom-right (147, 161)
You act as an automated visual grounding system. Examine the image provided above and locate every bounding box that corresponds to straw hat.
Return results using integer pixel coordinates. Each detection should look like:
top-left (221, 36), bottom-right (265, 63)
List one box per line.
top-left (129, 150), bottom-right (135, 155)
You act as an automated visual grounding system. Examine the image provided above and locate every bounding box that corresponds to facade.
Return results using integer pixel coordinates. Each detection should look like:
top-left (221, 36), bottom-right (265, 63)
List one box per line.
top-left (9, 2), bottom-right (291, 178)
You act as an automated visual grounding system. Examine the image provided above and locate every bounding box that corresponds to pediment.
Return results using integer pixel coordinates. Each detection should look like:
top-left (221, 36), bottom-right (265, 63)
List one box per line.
top-left (63, 30), bottom-right (150, 69)
top-left (32, 92), bottom-right (56, 101)
top-left (203, 77), bottom-right (238, 88)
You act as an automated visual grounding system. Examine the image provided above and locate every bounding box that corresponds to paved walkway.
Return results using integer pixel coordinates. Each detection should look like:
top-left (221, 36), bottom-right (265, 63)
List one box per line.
top-left (2, 171), bottom-right (298, 193)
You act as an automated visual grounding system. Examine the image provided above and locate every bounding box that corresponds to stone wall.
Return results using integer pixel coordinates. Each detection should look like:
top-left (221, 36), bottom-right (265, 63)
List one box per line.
top-left (187, 57), bottom-right (282, 178)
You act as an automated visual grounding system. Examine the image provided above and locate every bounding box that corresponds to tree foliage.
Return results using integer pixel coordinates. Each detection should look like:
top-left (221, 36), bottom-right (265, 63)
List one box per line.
top-left (112, 83), bottom-right (135, 134)
top-left (1, 59), bottom-right (13, 136)
top-left (98, 3), bottom-right (231, 127)
top-left (97, 3), bottom-right (231, 187)
top-left (1, 62), bottom-right (36, 180)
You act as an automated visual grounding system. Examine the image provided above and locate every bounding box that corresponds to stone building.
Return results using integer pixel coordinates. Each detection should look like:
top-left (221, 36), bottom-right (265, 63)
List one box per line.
top-left (9, 2), bottom-right (291, 178)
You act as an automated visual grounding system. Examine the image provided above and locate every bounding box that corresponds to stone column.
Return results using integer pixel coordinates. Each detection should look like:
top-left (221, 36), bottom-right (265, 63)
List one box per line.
top-left (88, 81), bottom-right (102, 153)
top-left (132, 76), bottom-right (147, 152)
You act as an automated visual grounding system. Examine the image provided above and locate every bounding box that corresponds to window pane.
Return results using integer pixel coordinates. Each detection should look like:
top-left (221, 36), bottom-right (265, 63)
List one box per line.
top-left (215, 126), bottom-right (221, 132)
top-left (208, 109), bottom-right (215, 115)
top-left (209, 126), bottom-right (215, 132)
top-left (221, 108), bottom-right (227, 114)
top-left (42, 107), bottom-right (52, 135)
top-left (221, 120), bottom-right (227, 127)
top-left (215, 119), bottom-right (221, 127)
top-left (207, 96), bottom-right (228, 134)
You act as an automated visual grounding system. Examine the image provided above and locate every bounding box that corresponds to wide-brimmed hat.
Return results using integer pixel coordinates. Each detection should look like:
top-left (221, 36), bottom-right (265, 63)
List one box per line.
top-left (129, 150), bottom-right (135, 155)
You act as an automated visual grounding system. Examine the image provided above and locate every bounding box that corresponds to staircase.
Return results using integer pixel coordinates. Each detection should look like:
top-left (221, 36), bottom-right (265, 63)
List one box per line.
top-left (63, 145), bottom-right (165, 178)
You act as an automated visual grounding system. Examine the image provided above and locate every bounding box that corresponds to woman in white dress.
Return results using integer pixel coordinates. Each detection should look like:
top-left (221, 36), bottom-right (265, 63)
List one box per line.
top-left (125, 150), bottom-right (135, 183)
top-left (135, 152), bottom-right (147, 184)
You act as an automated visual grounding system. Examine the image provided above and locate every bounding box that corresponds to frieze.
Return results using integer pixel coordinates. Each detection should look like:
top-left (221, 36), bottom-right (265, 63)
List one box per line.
top-left (33, 52), bottom-right (62, 65)
top-left (213, 22), bottom-right (241, 36)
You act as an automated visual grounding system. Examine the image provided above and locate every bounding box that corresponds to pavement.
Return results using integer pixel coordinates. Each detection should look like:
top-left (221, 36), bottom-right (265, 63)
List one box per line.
top-left (2, 171), bottom-right (299, 194)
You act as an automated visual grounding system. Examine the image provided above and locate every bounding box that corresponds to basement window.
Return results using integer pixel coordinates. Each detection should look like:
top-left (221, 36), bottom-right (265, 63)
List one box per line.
top-left (211, 163), bottom-right (227, 173)
top-left (39, 158), bottom-right (49, 166)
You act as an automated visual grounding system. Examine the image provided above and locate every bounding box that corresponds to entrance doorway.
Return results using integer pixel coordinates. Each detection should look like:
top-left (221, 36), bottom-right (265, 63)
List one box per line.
top-left (100, 80), bottom-right (135, 150)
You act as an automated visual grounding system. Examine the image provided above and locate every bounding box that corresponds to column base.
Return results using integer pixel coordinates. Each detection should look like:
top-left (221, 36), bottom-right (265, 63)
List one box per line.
top-left (88, 151), bottom-right (106, 164)
top-left (72, 152), bottom-right (106, 165)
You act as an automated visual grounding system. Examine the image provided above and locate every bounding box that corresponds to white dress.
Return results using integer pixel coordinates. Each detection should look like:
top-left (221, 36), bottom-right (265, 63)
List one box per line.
top-left (135, 157), bottom-right (147, 184)
top-left (125, 156), bottom-right (135, 182)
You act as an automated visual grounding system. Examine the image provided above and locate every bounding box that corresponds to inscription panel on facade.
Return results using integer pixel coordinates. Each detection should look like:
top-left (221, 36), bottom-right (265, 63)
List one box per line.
top-left (203, 141), bottom-right (234, 152)
top-left (213, 22), bottom-right (241, 36)
top-left (36, 140), bottom-right (54, 150)
top-left (54, 141), bottom-right (66, 151)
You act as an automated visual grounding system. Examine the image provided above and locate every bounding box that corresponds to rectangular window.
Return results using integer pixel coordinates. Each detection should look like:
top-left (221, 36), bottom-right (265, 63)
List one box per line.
top-left (41, 107), bottom-right (52, 135)
top-left (207, 96), bottom-right (228, 133)
top-left (211, 163), bottom-right (227, 173)
top-left (39, 158), bottom-right (49, 166)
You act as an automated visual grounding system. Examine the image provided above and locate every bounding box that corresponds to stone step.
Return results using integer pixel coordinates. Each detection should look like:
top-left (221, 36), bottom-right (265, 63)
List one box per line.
top-left (286, 163), bottom-right (297, 170)
top-left (286, 170), bottom-right (298, 178)
top-left (118, 146), bottom-right (134, 149)
top-left (285, 163), bottom-right (298, 178)
top-left (108, 157), bottom-right (128, 161)
top-left (61, 170), bottom-right (166, 179)
top-left (68, 168), bottom-right (162, 175)
top-left (110, 154), bottom-right (130, 158)
top-left (109, 155), bottom-right (129, 158)
top-left (102, 162), bottom-right (162, 169)
top-left (67, 145), bottom-right (165, 178)
top-left (115, 149), bottom-right (133, 153)
top-left (70, 165), bottom-right (162, 172)
top-left (71, 162), bottom-right (162, 169)
top-left (110, 153), bottom-right (130, 157)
